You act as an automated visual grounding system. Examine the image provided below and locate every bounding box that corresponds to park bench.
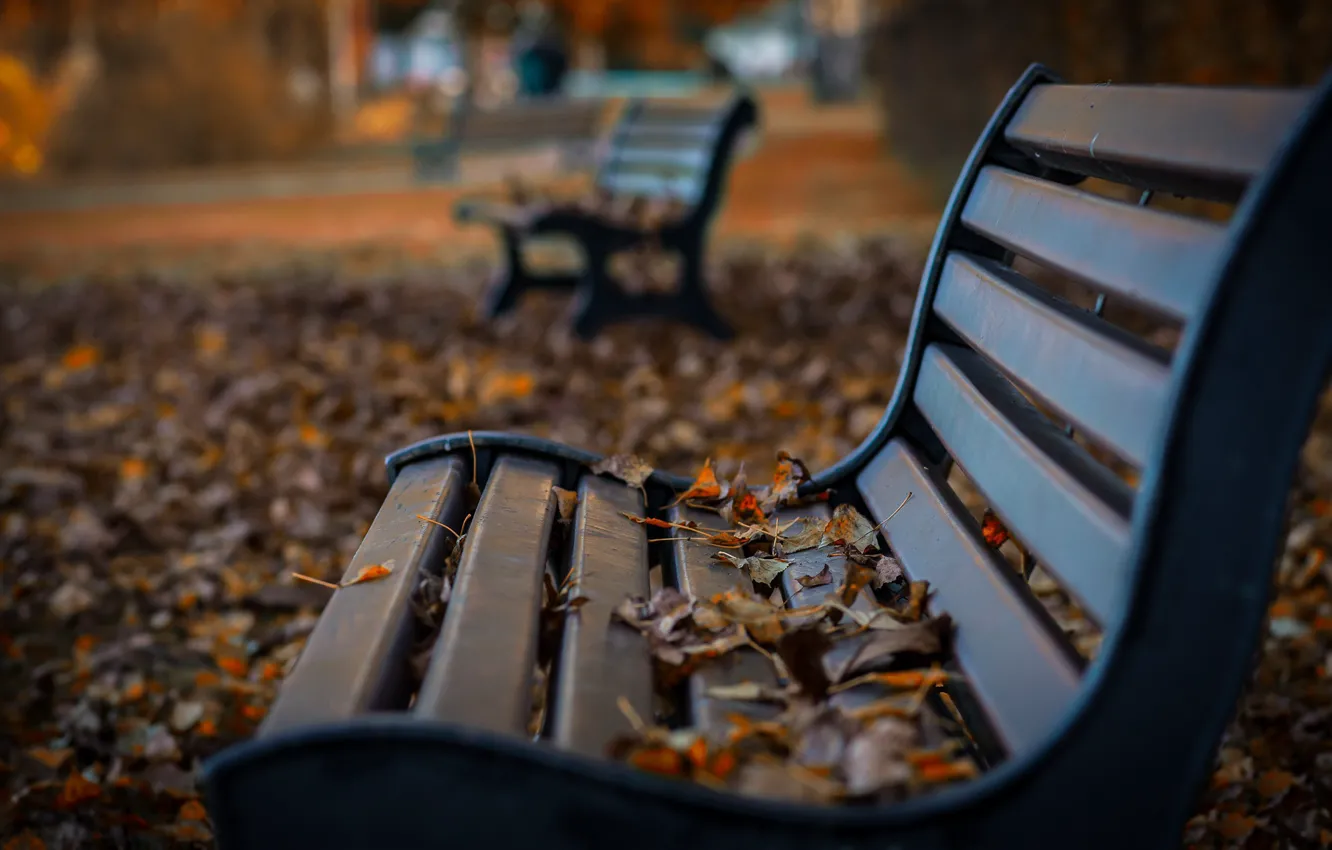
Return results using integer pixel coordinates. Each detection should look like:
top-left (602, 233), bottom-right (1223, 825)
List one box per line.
top-left (454, 92), bottom-right (759, 339)
top-left (412, 96), bottom-right (606, 184)
top-left (203, 64), bottom-right (1332, 850)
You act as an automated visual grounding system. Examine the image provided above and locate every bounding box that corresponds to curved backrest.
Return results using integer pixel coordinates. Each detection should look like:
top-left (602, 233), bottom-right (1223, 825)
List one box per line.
top-left (832, 63), bottom-right (1332, 828)
top-left (594, 92), bottom-right (759, 218)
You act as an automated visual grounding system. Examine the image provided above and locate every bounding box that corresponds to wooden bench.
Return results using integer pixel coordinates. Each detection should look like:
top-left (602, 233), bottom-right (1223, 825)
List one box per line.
top-left (203, 64), bottom-right (1332, 850)
top-left (455, 92), bottom-right (759, 340)
top-left (412, 97), bottom-right (606, 184)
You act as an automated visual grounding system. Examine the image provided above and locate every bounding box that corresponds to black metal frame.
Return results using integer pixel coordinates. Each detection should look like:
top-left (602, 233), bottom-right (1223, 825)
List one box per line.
top-left (456, 92), bottom-right (759, 340)
top-left (204, 66), bottom-right (1332, 850)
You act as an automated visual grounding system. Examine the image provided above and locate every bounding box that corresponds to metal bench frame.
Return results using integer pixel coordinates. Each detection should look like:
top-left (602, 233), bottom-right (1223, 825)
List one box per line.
top-left (204, 65), bottom-right (1332, 850)
top-left (455, 92), bottom-right (760, 340)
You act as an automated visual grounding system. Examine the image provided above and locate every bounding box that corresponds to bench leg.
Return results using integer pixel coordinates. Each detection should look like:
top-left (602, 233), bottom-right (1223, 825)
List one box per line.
top-left (570, 239), bottom-right (735, 341)
top-left (676, 239), bottom-right (735, 341)
top-left (484, 227), bottom-right (581, 319)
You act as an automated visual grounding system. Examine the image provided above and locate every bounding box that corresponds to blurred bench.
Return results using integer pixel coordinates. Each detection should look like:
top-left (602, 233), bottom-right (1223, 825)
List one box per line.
top-left (454, 92), bottom-right (759, 339)
top-left (412, 97), bottom-right (606, 184)
top-left (203, 64), bottom-right (1332, 850)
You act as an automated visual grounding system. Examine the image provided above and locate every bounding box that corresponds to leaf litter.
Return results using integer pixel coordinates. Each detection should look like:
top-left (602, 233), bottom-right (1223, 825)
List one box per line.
top-left (0, 246), bottom-right (1327, 843)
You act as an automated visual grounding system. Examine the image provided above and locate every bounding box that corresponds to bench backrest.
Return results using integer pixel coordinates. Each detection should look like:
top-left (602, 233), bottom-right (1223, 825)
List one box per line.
top-left (594, 92), bottom-right (759, 218)
top-left (823, 63), bottom-right (1332, 814)
top-left (415, 97), bottom-right (606, 182)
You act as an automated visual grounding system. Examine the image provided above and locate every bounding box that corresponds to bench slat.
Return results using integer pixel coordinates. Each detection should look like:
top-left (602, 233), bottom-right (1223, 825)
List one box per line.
top-left (935, 252), bottom-right (1172, 468)
top-left (914, 344), bottom-right (1134, 625)
top-left (260, 457), bottom-right (467, 737)
top-left (598, 171), bottom-right (701, 201)
top-left (413, 456), bottom-right (559, 736)
top-left (610, 147), bottom-right (713, 171)
top-left (961, 166), bottom-right (1225, 321)
top-left (550, 476), bottom-right (655, 757)
top-left (857, 439), bottom-right (1083, 756)
top-left (668, 505), bottom-right (781, 730)
top-left (1004, 83), bottom-right (1311, 201)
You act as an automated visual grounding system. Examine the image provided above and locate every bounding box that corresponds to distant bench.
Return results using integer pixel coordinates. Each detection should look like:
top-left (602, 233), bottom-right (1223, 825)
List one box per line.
top-left (453, 92), bottom-right (760, 339)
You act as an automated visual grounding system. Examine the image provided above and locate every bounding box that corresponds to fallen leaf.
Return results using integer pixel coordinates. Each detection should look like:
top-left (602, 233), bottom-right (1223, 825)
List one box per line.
top-left (178, 799), bottom-right (209, 821)
top-left (672, 458), bottom-right (723, 504)
top-left (56, 772), bottom-right (101, 808)
top-left (869, 555), bottom-right (904, 588)
top-left (713, 551), bottom-right (791, 586)
top-left (704, 682), bottom-right (789, 703)
top-left (981, 510), bottom-right (1010, 548)
top-left (590, 454), bottom-right (654, 488)
top-left (61, 343), bottom-right (100, 371)
top-left (762, 450), bottom-right (810, 512)
top-left (775, 516), bottom-right (826, 554)
top-left (552, 487), bottom-right (579, 524)
top-left (3, 831), bottom-right (47, 850)
top-left (842, 718), bottom-right (919, 795)
top-left (822, 504), bottom-right (878, 552)
top-left (835, 616), bottom-right (953, 681)
top-left (27, 747), bottom-right (73, 770)
top-left (797, 564), bottom-right (834, 588)
top-left (343, 559), bottom-right (395, 587)
top-left (776, 626), bottom-right (833, 701)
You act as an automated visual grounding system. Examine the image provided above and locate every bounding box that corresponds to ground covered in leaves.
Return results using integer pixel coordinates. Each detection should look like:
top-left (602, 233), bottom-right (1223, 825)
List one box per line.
top-left (0, 239), bottom-right (1329, 848)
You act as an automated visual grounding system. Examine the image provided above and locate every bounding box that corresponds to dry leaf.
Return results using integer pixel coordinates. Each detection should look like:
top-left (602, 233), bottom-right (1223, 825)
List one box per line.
top-left (842, 718), bottom-right (919, 796)
top-left (822, 504), bottom-right (878, 552)
top-left (704, 682), bottom-right (788, 703)
top-left (981, 510), bottom-right (1010, 548)
top-left (796, 564), bottom-right (834, 588)
top-left (713, 551), bottom-right (792, 586)
top-left (552, 487), bottom-right (579, 524)
top-left (776, 626), bottom-right (833, 701)
top-left (835, 615), bottom-right (953, 681)
top-left (343, 560), bottom-right (395, 587)
top-left (762, 450), bottom-right (810, 512)
top-left (869, 555), bottom-right (904, 588)
top-left (672, 458), bottom-right (724, 504)
top-left (590, 454), bottom-right (654, 488)
top-left (775, 516), bottom-right (826, 554)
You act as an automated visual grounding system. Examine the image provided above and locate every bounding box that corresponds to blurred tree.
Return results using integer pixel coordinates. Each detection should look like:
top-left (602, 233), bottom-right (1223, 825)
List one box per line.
top-left (870, 0), bottom-right (1332, 205)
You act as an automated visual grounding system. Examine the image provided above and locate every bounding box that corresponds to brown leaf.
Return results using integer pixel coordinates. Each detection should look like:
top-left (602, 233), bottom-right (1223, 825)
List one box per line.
top-left (796, 564), bottom-right (834, 588)
top-left (775, 516), bottom-right (826, 554)
top-left (590, 454), bottom-right (654, 488)
top-left (776, 626), bottom-right (833, 701)
top-left (703, 681), bottom-right (789, 703)
top-left (761, 450), bottom-right (810, 513)
top-left (836, 615), bottom-right (953, 681)
top-left (822, 504), bottom-right (878, 552)
top-left (842, 718), bottom-right (919, 796)
top-left (671, 458), bottom-right (724, 504)
top-left (552, 486), bottom-right (579, 524)
top-left (869, 555), bottom-right (903, 589)
top-left (712, 551), bottom-right (791, 586)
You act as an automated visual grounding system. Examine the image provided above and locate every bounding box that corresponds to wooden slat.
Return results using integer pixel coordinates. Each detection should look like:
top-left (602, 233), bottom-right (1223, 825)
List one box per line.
top-left (261, 457), bottom-right (466, 737)
top-left (598, 171), bottom-right (701, 201)
top-left (913, 344), bottom-right (1135, 625)
top-left (961, 166), bottom-right (1225, 320)
top-left (668, 505), bottom-right (781, 730)
top-left (550, 476), bottom-right (655, 757)
top-left (413, 457), bottom-right (558, 736)
top-left (611, 147), bottom-right (713, 171)
top-left (1004, 83), bottom-right (1310, 201)
top-left (934, 252), bottom-right (1172, 468)
top-left (857, 439), bottom-right (1083, 756)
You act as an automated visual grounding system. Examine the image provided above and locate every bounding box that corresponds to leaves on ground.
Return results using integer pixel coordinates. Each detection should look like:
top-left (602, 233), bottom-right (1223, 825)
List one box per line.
top-left (590, 454), bottom-right (655, 489)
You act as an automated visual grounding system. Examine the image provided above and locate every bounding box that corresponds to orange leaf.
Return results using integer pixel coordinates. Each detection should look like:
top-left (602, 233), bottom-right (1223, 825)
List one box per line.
top-left (3, 831), bottom-right (47, 850)
top-left (732, 491), bottom-right (765, 525)
top-left (179, 799), bottom-right (209, 822)
top-left (917, 760), bottom-right (979, 783)
top-left (1256, 769), bottom-right (1296, 798)
top-left (628, 746), bottom-right (684, 776)
top-left (622, 515), bottom-right (678, 530)
top-left (27, 747), bottom-right (73, 770)
top-left (980, 510), bottom-right (1010, 548)
top-left (672, 458), bottom-right (722, 504)
top-left (1215, 813), bottom-right (1258, 842)
top-left (299, 424), bottom-right (328, 449)
top-left (61, 344), bottom-right (100, 371)
top-left (343, 561), bottom-right (395, 586)
top-left (119, 458), bottom-right (147, 481)
top-left (217, 657), bottom-right (248, 677)
top-left (685, 736), bottom-right (709, 771)
top-left (706, 749), bottom-right (738, 781)
top-left (56, 772), bottom-right (101, 808)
